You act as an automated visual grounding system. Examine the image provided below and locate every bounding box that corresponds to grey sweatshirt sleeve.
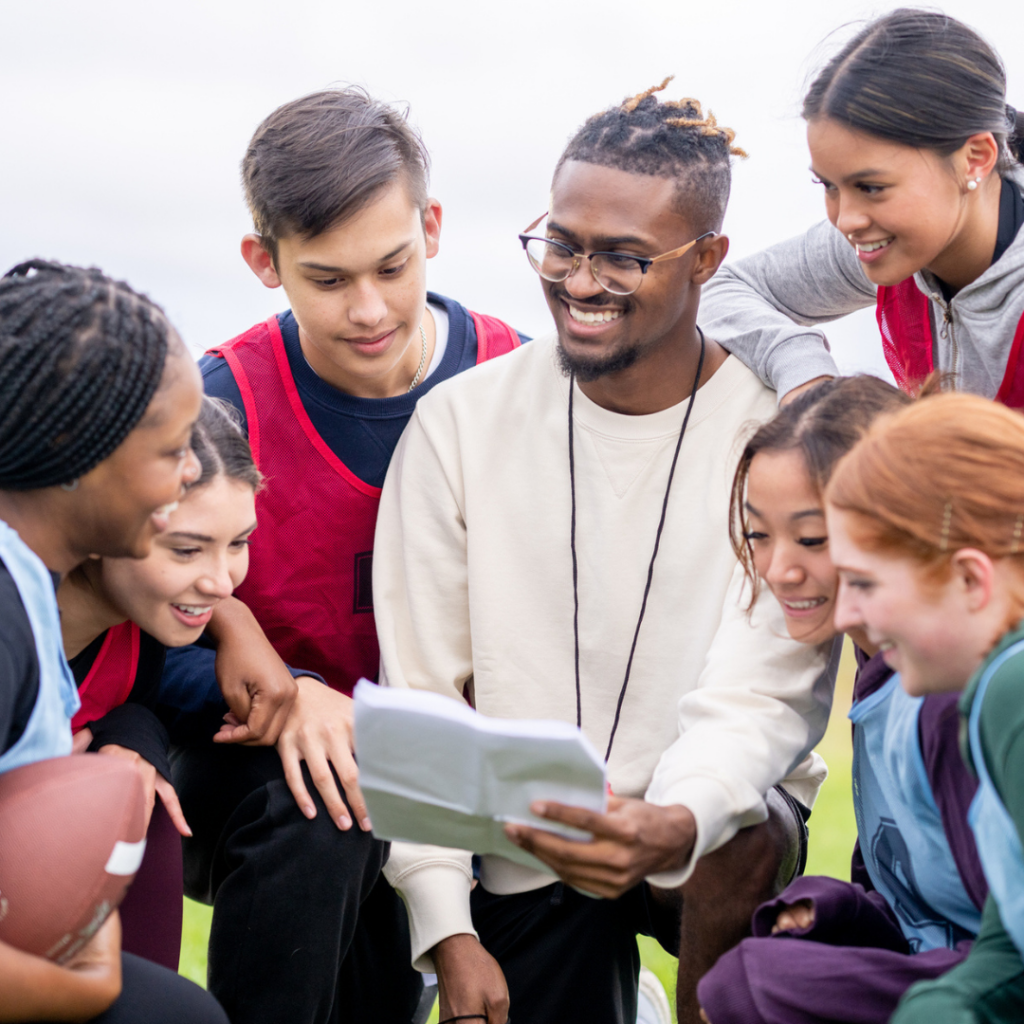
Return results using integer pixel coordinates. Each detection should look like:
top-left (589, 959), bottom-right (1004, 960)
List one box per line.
top-left (701, 219), bottom-right (878, 397)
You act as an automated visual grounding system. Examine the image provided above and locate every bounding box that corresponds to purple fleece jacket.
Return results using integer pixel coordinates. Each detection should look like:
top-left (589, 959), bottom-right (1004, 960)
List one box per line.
top-left (697, 651), bottom-right (986, 1024)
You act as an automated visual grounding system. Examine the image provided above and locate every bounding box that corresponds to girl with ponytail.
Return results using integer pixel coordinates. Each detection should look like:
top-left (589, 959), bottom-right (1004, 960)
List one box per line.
top-left (702, 9), bottom-right (1024, 406)
top-left (825, 394), bottom-right (1024, 1021)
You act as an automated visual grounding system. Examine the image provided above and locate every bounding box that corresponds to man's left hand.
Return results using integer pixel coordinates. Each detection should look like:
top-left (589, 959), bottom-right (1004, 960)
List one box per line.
top-left (504, 795), bottom-right (696, 898)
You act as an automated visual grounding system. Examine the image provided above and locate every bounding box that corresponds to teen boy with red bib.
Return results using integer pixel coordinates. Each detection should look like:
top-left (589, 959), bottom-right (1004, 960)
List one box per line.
top-left (164, 88), bottom-right (521, 1024)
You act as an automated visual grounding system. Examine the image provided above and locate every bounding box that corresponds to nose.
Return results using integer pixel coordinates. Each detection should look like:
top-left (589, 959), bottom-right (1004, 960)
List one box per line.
top-left (197, 557), bottom-right (235, 601)
top-left (561, 259), bottom-right (607, 302)
top-left (347, 279), bottom-right (388, 328)
top-left (833, 580), bottom-right (863, 634)
top-left (832, 191), bottom-right (872, 239)
top-left (764, 541), bottom-right (805, 589)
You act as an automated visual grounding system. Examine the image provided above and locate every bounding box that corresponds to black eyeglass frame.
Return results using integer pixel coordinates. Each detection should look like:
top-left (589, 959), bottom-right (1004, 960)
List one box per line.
top-left (517, 212), bottom-right (715, 294)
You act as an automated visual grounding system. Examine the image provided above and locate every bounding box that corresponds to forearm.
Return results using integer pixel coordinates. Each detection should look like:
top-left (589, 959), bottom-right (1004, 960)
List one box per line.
top-left (382, 841), bottom-right (475, 971)
top-left (645, 570), bottom-right (839, 884)
top-left (0, 941), bottom-right (118, 1022)
top-left (702, 220), bottom-right (874, 396)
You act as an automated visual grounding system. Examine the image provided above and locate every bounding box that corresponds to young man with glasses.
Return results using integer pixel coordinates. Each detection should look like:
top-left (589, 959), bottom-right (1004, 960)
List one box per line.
top-left (373, 82), bottom-right (839, 1024)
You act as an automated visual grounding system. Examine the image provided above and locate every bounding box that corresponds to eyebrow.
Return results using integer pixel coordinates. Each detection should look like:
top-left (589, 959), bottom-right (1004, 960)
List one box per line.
top-left (810, 166), bottom-right (887, 184)
top-left (546, 219), bottom-right (650, 250)
top-left (298, 241), bottom-right (414, 273)
top-left (168, 531), bottom-right (213, 542)
top-left (744, 501), bottom-right (824, 521)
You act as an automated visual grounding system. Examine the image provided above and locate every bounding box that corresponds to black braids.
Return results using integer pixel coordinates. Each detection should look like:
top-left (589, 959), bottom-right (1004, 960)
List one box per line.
top-left (0, 260), bottom-right (171, 490)
top-left (557, 80), bottom-right (746, 233)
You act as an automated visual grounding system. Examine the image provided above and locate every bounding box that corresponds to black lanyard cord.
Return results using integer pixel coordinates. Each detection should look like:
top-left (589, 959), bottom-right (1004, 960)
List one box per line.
top-left (569, 327), bottom-right (707, 763)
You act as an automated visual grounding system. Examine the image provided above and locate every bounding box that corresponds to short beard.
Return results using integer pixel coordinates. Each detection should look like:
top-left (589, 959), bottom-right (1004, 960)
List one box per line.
top-left (556, 338), bottom-right (642, 383)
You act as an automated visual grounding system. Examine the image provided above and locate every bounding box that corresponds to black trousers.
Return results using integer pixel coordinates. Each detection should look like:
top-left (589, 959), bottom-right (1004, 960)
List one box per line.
top-left (471, 879), bottom-right (681, 1024)
top-left (50, 952), bottom-right (227, 1024)
top-left (171, 742), bottom-right (423, 1024)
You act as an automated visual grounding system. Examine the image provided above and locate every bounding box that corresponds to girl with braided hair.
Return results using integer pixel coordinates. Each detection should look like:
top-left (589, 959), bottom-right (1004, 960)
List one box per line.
top-left (700, 8), bottom-right (1024, 407)
top-left (0, 260), bottom-right (229, 1023)
top-left (822, 393), bottom-right (1024, 1022)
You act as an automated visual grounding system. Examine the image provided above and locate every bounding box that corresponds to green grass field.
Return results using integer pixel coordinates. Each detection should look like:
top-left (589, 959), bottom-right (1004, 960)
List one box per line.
top-left (178, 641), bottom-right (860, 1023)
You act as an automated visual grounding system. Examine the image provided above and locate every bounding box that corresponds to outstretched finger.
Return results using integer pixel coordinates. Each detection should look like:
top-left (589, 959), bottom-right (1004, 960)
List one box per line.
top-left (304, 748), bottom-right (352, 830)
top-left (154, 775), bottom-right (192, 837)
top-left (529, 800), bottom-right (620, 837)
top-left (329, 745), bottom-right (371, 832)
top-left (277, 739), bottom-right (318, 820)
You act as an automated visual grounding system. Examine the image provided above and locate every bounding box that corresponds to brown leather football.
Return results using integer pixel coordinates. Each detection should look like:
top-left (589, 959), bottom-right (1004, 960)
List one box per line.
top-left (0, 754), bottom-right (147, 962)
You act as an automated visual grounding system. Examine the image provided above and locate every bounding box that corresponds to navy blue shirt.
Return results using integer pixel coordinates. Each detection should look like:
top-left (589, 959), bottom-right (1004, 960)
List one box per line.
top-left (201, 292), bottom-right (527, 488)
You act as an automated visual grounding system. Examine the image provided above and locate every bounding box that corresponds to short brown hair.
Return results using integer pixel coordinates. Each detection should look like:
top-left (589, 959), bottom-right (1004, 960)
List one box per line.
top-left (242, 87), bottom-right (430, 262)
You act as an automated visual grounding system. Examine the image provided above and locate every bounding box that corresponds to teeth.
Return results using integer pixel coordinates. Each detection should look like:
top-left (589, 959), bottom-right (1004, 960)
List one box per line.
top-left (568, 305), bottom-right (624, 325)
top-left (174, 604), bottom-right (210, 617)
top-left (855, 238), bottom-right (894, 254)
top-left (155, 501), bottom-right (179, 516)
top-left (784, 598), bottom-right (827, 610)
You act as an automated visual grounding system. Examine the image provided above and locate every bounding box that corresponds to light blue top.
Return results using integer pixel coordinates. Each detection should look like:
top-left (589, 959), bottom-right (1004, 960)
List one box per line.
top-left (849, 674), bottom-right (980, 951)
top-left (966, 637), bottom-right (1024, 959)
top-left (0, 519), bottom-right (79, 775)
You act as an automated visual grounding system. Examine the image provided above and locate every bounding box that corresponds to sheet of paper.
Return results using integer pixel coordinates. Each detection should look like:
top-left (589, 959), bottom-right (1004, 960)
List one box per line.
top-left (353, 680), bottom-right (608, 874)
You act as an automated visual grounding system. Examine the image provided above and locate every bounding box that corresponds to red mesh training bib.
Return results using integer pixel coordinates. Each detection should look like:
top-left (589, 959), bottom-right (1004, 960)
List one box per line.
top-left (210, 312), bottom-right (520, 693)
top-left (71, 622), bottom-right (140, 733)
top-left (876, 278), bottom-right (1024, 407)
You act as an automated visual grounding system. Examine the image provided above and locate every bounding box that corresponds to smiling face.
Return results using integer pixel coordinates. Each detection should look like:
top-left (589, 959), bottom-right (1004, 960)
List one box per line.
top-left (807, 117), bottom-right (977, 288)
top-left (542, 161), bottom-right (711, 380)
top-left (248, 180), bottom-right (441, 398)
top-left (97, 473), bottom-right (257, 647)
top-left (745, 449), bottom-right (836, 645)
top-left (72, 338), bottom-right (202, 560)
top-left (827, 505), bottom-right (1001, 695)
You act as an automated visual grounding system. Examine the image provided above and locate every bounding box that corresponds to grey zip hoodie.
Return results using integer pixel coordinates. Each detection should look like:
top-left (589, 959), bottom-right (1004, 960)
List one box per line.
top-left (701, 169), bottom-right (1024, 399)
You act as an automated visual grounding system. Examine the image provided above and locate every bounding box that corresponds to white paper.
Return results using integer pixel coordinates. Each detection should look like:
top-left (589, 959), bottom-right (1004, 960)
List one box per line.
top-left (353, 680), bottom-right (607, 874)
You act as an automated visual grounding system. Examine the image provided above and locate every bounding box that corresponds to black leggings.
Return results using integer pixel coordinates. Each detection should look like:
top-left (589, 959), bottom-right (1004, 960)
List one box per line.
top-left (44, 952), bottom-right (226, 1024)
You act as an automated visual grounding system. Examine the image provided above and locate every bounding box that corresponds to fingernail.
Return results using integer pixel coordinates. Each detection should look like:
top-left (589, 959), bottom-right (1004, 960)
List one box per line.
top-left (532, 801), bottom-right (547, 815)
top-left (360, 817), bottom-right (372, 831)
top-left (183, 826), bottom-right (193, 837)
top-left (304, 805), bottom-right (316, 819)
top-left (338, 815), bottom-right (352, 829)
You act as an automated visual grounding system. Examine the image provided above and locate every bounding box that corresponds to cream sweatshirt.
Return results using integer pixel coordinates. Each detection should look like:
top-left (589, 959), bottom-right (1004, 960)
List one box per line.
top-left (373, 334), bottom-right (838, 970)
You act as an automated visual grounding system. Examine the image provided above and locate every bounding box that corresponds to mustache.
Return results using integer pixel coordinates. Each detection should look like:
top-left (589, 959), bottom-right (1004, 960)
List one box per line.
top-left (549, 289), bottom-right (627, 310)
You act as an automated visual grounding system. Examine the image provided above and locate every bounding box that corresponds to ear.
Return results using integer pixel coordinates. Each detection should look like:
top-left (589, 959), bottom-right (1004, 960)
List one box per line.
top-left (692, 234), bottom-right (730, 286)
top-left (241, 234), bottom-right (283, 289)
top-left (960, 133), bottom-right (1000, 188)
top-left (423, 199), bottom-right (442, 260)
top-left (952, 547), bottom-right (996, 612)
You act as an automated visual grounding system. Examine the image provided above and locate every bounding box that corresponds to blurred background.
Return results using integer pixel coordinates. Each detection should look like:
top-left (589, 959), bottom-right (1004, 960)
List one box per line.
top-left (3, 0), bottom-right (1019, 378)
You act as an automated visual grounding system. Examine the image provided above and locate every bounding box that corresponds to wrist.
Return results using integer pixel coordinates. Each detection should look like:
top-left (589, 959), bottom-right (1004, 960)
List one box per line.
top-left (432, 932), bottom-right (481, 969)
top-left (654, 803), bottom-right (697, 874)
top-left (206, 596), bottom-right (258, 645)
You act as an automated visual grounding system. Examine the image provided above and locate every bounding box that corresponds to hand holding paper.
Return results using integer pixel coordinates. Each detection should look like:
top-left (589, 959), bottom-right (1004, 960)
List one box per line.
top-left (352, 680), bottom-right (607, 875)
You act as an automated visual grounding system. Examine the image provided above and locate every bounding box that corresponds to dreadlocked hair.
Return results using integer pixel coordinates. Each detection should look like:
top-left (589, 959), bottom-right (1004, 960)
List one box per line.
top-left (557, 77), bottom-right (747, 233)
top-left (0, 259), bottom-right (171, 491)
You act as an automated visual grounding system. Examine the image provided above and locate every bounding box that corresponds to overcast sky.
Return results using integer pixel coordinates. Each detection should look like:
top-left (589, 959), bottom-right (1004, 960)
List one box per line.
top-left (3, 0), bottom-right (1022, 381)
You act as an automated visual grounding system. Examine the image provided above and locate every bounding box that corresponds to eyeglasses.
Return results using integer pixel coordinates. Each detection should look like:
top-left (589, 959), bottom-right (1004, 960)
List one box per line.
top-left (518, 213), bottom-right (715, 296)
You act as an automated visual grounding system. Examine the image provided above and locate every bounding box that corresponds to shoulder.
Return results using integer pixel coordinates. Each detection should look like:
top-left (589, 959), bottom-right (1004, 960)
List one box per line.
top-left (0, 559), bottom-right (36, 667)
top-left (416, 331), bottom-right (554, 418)
top-left (693, 354), bottom-right (779, 435)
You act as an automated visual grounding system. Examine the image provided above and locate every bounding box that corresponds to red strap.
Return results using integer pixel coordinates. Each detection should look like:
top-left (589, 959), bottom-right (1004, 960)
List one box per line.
top-left (875, 280), bottom-right (934, 394)
top-left (995, 313), bottom-right (1024, 410)
top-left (470, 311), bottom-right (521, 364)
top-left (71, 622), bottom-right (141, 733)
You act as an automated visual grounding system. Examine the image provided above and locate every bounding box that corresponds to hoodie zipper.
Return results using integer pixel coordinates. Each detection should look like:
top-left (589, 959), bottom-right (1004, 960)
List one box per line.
top-left (932, 292), bottom-right (958, 379)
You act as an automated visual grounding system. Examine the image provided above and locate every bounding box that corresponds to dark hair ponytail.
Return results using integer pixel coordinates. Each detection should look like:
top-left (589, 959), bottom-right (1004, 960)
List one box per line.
top-left (189, 397), bottom-right (261, 492)
top-left (804, 9), bottom-right (1020, 172)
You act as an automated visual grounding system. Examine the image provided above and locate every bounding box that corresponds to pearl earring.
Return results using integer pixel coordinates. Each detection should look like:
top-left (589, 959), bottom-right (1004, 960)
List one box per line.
top-left (967, 177), bottom-right (981, 191)
top-left (847, 233), bottom-right (854, 240)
